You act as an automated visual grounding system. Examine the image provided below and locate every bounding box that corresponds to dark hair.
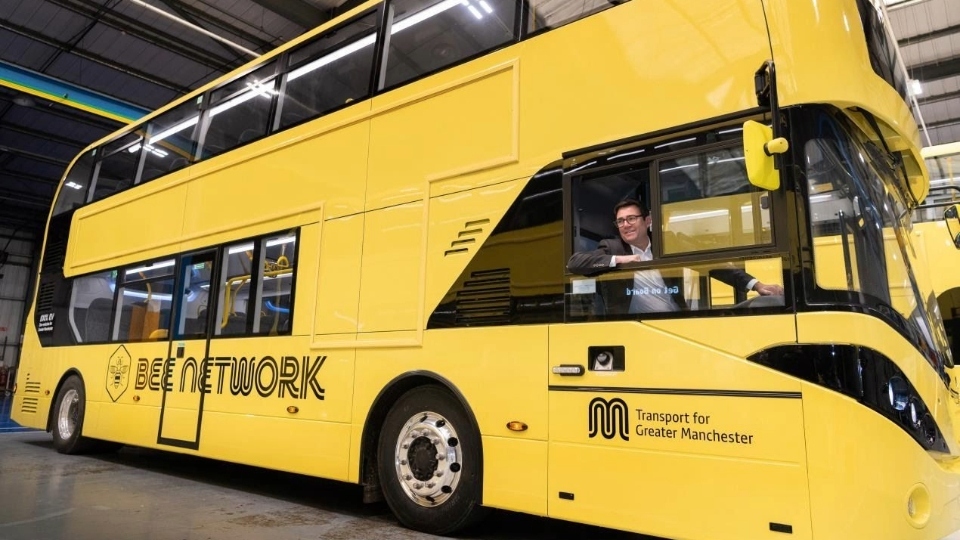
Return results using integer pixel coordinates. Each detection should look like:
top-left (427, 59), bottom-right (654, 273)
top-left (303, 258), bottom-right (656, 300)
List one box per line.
top-left (613, 199), bottom-right (648, 218)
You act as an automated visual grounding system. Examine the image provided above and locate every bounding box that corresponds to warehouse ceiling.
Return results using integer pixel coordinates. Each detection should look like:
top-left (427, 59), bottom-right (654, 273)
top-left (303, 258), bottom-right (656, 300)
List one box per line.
top-left (0, 0), bottom-right (957, 234)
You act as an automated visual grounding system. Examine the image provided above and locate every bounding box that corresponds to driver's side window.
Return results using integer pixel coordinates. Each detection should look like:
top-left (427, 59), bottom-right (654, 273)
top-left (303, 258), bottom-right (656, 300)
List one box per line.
top-left (659, 146), bottom-right (773, 255)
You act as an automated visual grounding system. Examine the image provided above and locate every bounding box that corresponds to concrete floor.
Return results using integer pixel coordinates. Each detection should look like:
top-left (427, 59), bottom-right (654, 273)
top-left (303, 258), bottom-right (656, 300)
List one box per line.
top-left (1, 395), bottom-right (959, 540)
top-left (0, 394), bottom-right (650, 540)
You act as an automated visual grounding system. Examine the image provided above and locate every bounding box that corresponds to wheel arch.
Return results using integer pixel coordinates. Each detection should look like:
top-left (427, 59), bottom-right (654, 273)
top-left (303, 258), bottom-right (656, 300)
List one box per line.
top-left (46, 368), bottom-right (85, 432)
top-left (358, 371), bottom-right (483, 495)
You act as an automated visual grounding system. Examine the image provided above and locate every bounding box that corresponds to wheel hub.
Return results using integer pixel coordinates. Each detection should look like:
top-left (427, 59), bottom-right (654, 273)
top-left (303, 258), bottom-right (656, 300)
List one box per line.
top-left (57, 388), bottom-right (79, 440)
top-left (394, 411), bottom-right (462, 507)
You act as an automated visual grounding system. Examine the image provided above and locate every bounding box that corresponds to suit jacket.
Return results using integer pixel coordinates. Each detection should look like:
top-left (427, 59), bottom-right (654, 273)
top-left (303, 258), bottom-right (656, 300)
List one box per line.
top-left (566, 238), bottom-right (756, 314)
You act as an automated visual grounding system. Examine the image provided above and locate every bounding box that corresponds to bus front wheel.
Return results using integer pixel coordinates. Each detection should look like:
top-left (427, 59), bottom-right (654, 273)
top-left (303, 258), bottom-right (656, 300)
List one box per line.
top-left (377, 385), bottom-right (485, 535)
top-left (51, 375), bottom-right (98, 454)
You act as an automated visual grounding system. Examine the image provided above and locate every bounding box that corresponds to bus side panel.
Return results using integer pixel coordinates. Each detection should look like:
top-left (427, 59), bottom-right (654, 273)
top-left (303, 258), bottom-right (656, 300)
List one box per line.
top-left (367, 53), bottom-right (521, 212)
top-left (11, 333), bottom-right (69, 429)
top-left (199, 336), bottom-right (355, 480)
top-left (518, 1), bottom-right (769, 170)
top-left (802, 380), bottom-right (960, 540)
top-left (765, 0), bottom-right (920, 148)
top-left (913, 221), bottom-right (960, 309)
top-left (67, 183), bottom-right (189, 276)
top-left (423, 177), bottom-right (526, 317)
top-left (797, 312), bottom-right (956, 448)
top-left (314, 215), bottom-right (363, 336)
top-left (84, 342), bottom-right (168, 445)
top-left (547, 321), bottom-right (810, 540)
top-left (181, 125), bottom-right (368, 250)
top-left (357, 201), bottom-right (423, 333)
top-left (351, 326), bottom-right (549, 515)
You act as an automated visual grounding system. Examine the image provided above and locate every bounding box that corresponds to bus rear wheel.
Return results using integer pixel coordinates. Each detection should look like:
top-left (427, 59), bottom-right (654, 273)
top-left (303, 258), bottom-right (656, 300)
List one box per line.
top-left (377, 385), bottom-right (485, 535)
top-left (52, 375), bottom-right (113, 454)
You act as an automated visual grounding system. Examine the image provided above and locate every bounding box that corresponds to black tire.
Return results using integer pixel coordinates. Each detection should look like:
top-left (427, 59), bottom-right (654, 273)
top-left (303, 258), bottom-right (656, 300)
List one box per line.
top-left (51, 375), bottom-right (118, 454)
top-left (377, 385), bottom-right (486, 535)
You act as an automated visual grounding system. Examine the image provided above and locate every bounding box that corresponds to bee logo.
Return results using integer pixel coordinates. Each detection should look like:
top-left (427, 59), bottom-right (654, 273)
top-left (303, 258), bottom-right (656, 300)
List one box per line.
top-left (106, 345), bottom-right (132, 402)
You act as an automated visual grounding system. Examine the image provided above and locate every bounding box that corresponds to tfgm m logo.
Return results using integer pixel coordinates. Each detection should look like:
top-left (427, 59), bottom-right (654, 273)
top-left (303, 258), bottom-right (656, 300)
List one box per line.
top-left (588, 397), bottom-right (630, 441)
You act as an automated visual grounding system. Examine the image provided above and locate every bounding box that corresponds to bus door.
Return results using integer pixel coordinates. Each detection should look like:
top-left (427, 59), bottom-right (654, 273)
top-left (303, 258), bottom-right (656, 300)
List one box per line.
top-left (157, 250), bottom-right (217, 449)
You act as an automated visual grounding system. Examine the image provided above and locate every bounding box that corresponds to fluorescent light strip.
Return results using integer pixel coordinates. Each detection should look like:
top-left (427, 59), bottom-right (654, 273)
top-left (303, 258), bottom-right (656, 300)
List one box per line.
top-left (655, 137), bottom-right (696, 149)
top-left (478, 0), bottom-right (493, 13)
top-left (393, 0), bottom-right (461, 33)
top-left (65, 181), bottom-right (84, 190)
top-left (467, 4), bottom-right (483, 18)
top-left (266, 236), bottom-right (296, 247)
top-left (288, 34), bottom-right (377, 81)
top-left (808, 194), bottom-right (836, 203)
top-left (668, 209), bottom-right (729, 223)
top-left (122, 290), bottom-right (173, 301)
top-left (227, 237), bottom-right (294, 255)
top-left (149, 116), bottom-right (199, 145)
top-left (228, 243), bottom-right (255, 254)
top-left (609, 148), bottom-right (645, 161)
top-left (125, 259), bottom-right (175, 275)
top-left (659, 163), bottom-right (698, 173)
top-left (245, 79), bottom-right (278, 98)
top-left (209, 90), bottom-right (259, 117)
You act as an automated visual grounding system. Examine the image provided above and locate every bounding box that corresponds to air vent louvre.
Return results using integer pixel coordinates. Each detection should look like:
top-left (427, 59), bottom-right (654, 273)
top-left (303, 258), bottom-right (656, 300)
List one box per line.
top-left (36, 283), bottom-right (55, 313)
top-left (455, 268), bottom-right (510, 324)
top-left (20, 397), bottom-right (38, 414)
top-left (41, 238), bottom-right (66, 273)
top-left (445, 219), bottom-right (490, 256)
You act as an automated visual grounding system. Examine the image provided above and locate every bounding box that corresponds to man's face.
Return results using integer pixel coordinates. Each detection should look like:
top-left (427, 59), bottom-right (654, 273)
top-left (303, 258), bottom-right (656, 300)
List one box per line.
top-left (616, 205), bottom-right (648, 244)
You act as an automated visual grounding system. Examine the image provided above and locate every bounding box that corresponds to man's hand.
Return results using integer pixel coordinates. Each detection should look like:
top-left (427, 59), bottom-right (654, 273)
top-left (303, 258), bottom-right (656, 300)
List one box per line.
top-left (614, 254), bottom-right (642, 265)
top-left (753, 282), bottom-right (784, 296)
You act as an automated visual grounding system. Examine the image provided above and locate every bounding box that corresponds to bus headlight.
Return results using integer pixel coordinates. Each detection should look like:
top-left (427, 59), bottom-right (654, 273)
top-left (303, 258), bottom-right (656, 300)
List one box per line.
top-left (750, 344), bottom-right (949, 453)
top-left (887, 376), bottom-right (909, 411)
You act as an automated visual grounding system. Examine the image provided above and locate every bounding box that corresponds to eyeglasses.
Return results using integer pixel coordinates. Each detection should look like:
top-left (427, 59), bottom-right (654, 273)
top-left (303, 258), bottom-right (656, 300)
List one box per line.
top-left (614, 214), bottom-right (644, 227)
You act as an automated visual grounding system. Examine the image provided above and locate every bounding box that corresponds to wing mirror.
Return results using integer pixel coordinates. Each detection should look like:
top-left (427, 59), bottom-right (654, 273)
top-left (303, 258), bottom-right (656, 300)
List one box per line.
top-left (743, 120), bottom-right (788, 191)
top-left (944, 204), bottom-right (960, 249)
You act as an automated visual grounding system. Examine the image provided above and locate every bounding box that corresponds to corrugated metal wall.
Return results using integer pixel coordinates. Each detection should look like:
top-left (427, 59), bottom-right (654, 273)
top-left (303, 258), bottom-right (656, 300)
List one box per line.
top-left (0, 227), bottom-right (37, 370)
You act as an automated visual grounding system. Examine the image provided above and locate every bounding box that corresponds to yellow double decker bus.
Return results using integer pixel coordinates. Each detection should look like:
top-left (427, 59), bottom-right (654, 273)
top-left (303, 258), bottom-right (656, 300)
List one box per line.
top-left (12, 0), bottom-right (960, 538)
top-left (912, 143), bottom-right (960, 361)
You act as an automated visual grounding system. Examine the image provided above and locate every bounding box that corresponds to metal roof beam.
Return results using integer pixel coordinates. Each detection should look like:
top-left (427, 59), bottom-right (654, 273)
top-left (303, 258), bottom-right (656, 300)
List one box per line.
top-left (157, 0), bottom-right (277, 53)
top-left (46, 0), bottom-right (246, 72)
top-left (0, 122), bottom-right (89, 149)
top-left (0, 60), bottom-right (149, 123)
top-left (917, 88), bottom-right (960, 106)
top-left (240, 0), bottom-right (326, 28)
top-left (0, 92), bottom-right (121, 132)
top-left (0, 19), bottom-right (190, 98)
top-left (898, 23), bottom-right (960, 47)
top-left (0, 145), bottom-right (70, 166)
top-left (0, 170), bottom-right (60, 185)
top-left (909, 55), bottom-right (960, 83)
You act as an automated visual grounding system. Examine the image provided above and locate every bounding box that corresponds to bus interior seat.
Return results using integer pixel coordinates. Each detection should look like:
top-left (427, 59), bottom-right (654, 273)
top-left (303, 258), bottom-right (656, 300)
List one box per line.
top-left (73, 307), bottom-right (87, 339)
top-left (224, 313), bottom-right (247, 334)
top-left (168, 157), bottom-right (189, 171)
top-left (237, 129), bottom-right (261, 145)
top-left (141, 168), bottom-right (165, 181)
top-left (84, 298), bottom-right (114, 342)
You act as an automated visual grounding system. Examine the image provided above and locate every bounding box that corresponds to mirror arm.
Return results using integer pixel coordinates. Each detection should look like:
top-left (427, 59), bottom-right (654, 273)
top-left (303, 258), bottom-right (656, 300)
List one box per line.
top-left (755, 60), bottom-right (785, 170)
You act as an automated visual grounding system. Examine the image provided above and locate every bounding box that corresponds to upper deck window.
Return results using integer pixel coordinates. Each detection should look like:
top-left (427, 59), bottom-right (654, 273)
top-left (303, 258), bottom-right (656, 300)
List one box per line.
top-left (141, 100), bottom-right (203, 182)
top-left (279, 12), bottom-right (379, 129)
top-left (200, 60), bottom-right (280, 159)
top-left (382, 0), bottom-right (518, 89)
top-left (53, 150), bottom-right (95, 216)
top-left (856, 0), bottom-right (907, 100)
top-left (524, 0), bottom-right (619, 35)
top-left (89, 130), bottom-right (145, 203)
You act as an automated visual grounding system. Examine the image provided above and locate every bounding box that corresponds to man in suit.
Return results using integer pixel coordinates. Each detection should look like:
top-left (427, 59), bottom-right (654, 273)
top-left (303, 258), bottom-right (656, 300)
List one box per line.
top-left (567, 199), bottom-right (783, 314)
